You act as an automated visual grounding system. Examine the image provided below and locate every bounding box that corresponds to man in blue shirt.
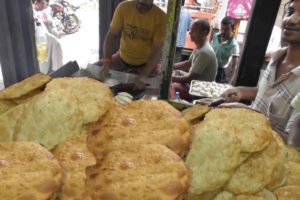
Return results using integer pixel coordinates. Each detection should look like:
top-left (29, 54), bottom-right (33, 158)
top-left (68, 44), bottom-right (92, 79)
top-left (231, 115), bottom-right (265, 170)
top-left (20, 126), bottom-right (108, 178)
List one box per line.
top-left (175, 0), bottom-right (192, 62)
top-left (211, 16), bottom-right (239, 84)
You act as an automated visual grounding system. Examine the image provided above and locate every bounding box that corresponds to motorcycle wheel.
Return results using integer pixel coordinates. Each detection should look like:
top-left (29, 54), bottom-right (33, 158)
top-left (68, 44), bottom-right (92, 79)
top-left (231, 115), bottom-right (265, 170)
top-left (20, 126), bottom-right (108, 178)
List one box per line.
top-left (63, 14), bottom-right (79, 34)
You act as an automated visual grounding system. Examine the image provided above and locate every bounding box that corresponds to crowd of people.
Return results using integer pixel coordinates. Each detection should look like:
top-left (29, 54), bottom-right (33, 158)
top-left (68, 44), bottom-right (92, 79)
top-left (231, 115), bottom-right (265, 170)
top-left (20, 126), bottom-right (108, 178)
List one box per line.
top-left (98, 0), bottom-right (300, 149)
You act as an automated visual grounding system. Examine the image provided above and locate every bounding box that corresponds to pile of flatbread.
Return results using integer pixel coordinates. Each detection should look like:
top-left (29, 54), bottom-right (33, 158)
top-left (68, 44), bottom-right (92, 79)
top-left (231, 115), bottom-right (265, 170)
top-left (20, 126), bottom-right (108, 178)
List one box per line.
top-left (0, 74), bottom-right (111, 199)
top-left (85, 100), bottom-right (191, 199)
top-left (182, 105), bottom-right (300, 200)
top-left (1, 73), bottom-right (300, 200)
top-left (0, 74), bottom-right (191, 200)
top-left (0, 74), bottom-right (113, 149)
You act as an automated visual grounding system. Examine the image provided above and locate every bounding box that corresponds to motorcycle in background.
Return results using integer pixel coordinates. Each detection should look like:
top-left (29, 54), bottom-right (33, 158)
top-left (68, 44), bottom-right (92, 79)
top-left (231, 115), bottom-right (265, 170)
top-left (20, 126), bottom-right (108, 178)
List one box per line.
top-left (49, 0), bottom-right (80, 35)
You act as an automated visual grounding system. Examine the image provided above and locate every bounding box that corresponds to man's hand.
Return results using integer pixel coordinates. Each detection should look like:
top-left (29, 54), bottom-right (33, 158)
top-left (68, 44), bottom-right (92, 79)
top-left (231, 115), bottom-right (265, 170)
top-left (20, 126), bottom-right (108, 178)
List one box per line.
top-left (221, 86), bottom-right (258, 103)
top-left (134, 75), bottom-right (147, 90)
top-left (100, 64), bottom-right (110, 81)
top-left (221, 88), bottom-right (242, 102)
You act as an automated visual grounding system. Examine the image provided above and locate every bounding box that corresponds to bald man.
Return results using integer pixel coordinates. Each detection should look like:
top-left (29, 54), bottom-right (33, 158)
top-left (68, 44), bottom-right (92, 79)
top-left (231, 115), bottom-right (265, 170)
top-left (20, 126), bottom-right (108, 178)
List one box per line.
top-left (171, 19), bottom-right (218, 101)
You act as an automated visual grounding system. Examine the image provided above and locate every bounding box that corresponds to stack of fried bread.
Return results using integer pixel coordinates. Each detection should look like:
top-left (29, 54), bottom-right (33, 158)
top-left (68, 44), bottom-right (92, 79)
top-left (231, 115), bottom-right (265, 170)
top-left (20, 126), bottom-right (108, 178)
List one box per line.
top-left (1, 73), bottom-right (300, 200)
top-left (183, 106), bottom-right (300, 200)
top-left (52, 134), bottom-right (97, 200)
top-left (0, 74), bottom-right (113, 149)
top-left (0, 74), bottom-right (112, 200)
top-left (87, 100), bottom-right (191, 159)
top-left (85, 100), bottom-right (191, 199)
top-left (85, 144), bottom-right (189, 200)
top-left (0, 74), bottom-right (191, 200)
top-left (0, 142), bottom-right (62, 200)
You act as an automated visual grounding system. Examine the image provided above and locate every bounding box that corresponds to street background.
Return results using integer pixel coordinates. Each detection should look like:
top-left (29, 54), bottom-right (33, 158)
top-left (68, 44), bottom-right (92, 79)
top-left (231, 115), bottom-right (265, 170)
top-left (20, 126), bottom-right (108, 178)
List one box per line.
top-left (59, 0), bottom-right (99, 68)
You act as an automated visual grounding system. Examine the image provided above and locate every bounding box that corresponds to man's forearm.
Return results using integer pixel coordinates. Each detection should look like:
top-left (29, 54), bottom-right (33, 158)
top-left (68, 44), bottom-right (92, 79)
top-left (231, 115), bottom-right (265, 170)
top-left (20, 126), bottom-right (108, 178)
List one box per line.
top-left (174, 60), bottom-right (192, 71)
top-left (103, 32), bottom-right (117, 60)
top-left (140, 44), bottom-right (163, 78)
top-left (238, 86), bottom-right (258, 101)
top-left (172, 75), bottom-right (191, 83)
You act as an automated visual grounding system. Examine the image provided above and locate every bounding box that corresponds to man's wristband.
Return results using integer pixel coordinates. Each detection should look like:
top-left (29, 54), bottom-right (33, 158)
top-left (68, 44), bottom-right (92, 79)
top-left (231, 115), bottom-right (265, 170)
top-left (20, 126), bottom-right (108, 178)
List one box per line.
top-left (102, 58), bottom-right (111, 65)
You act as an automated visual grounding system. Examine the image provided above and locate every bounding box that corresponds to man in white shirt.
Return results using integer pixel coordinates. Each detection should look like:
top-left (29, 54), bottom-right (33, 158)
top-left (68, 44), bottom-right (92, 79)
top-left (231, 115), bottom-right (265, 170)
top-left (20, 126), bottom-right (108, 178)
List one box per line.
top-left (222, 0), bottom-right (300, 148)
top-left (171, 19), bottom-right (217, 101)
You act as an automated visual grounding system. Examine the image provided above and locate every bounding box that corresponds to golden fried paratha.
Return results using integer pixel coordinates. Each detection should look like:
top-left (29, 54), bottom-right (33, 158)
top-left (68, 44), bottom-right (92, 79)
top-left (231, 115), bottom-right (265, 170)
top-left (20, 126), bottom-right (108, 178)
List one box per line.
top-left (0, 142), bottom-right (62, 200)
top-left (287, 145), bottom-right (300, 163)
top-left (45, 77), bottom-right (113, 124)
top-left (186, 119), bottom-right (241, 195)
top-left (236, 195), bottom-right (265, 200)
top-left (274, 186), bottom-right (300, 200)
top-left (186, 189), bottom-right (221, 200)
top-left (237, 152), bottom-right (252, 166)
top-left (266, 131), bottom-right (288, 191)
top-left (11, 87), bottom-right (44, 104)
top-left (213, 191), bottom-right (235, 200)
top-left (52, 134), bottom-right (96, 200)
top-left (213, 191), bottom-right (236, 200)
top-left (286, 161), bottom-right (300, 186)
top-left (0, 99), bottom-right (17, 114)
top-left (0, 104), bottom-right (25, 142)
top-left (225, 137), bottom-right (279, 195)
top-left (205, 108), bottom-right (272, 153)
top-left (14, 89), bottom-right (83, 149)
top-left (0, 73), bottom-right (51, 99)
top-left (257, 189), bottom-right (277, 200)
top-left (213, 190), bottom-right (275, 200)
top-left (87, 100), bottom-right (191, 159)
top-left (182, 104), bottom-right (210, 124)
top-left (85, 144), bottom-right (189, 200)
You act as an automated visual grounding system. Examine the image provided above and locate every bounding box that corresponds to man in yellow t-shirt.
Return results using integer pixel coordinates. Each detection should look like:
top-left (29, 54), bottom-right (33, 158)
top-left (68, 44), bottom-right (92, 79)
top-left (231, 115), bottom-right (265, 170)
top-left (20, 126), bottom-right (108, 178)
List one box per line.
top-left (100, 0), bottom-right (167, 89)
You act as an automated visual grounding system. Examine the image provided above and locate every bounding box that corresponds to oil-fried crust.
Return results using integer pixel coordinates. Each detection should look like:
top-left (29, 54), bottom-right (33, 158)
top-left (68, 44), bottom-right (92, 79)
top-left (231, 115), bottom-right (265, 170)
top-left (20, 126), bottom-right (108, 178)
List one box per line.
top-left (52, 134), bottom-right (96, 200)
top-left (274, 186), bottom-right (300, 200)
top-left (205, 108), bottom-right (273, 153)
top-left (0, 73), bottom-right (51, 99)
top-left (0, 142), bottom-right (62, 200)
top-left (186, 119), bottom-right (241, 194)
top-left (87, 100), bottom-right (191, 159)
top-left (45, 77), bottom-right (114, 124)
top-left (85, 144), bottom-right (189, 200)
top-left (14, 89), bottom-right (83, 149)
top-left (181, 104), bottom-right (210, 124)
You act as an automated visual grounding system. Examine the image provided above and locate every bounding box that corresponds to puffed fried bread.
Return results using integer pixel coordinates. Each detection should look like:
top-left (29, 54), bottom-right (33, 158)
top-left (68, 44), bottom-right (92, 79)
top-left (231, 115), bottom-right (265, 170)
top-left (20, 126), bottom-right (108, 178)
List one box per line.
top-left (204, 108), bottom-right (272, 153)
top-left (85, 144), bottom-right (189, 200)
top-left (87, 100), bottom-right (191, 159)
top-left (0, 142), bottom-right (62, 200)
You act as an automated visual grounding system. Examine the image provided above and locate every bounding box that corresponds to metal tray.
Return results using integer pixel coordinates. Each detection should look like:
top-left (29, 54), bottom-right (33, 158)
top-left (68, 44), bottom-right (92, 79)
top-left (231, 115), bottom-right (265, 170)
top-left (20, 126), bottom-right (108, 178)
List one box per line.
top-left (189, 80), bottom-right (232, 98)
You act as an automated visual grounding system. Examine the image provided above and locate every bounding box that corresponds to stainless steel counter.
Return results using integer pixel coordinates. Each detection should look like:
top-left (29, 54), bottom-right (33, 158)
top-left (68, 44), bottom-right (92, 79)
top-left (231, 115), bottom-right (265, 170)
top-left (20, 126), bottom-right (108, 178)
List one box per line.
top-left (72, 64), bottom-right (161, 98)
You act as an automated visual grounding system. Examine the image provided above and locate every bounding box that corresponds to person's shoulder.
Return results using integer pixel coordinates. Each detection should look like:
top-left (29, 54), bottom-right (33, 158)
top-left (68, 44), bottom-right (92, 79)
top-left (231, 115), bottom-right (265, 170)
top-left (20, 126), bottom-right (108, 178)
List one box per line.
top-left (197, 43), bottom-right (217, 60)
top-left (153, 4), bottom-right (167, 17)
top-left (199, 42), bottom-right (214, 52)
top-left (117, 0), bottom-right (134, 10)
top-left (270, 47), bottom-right (288, 63)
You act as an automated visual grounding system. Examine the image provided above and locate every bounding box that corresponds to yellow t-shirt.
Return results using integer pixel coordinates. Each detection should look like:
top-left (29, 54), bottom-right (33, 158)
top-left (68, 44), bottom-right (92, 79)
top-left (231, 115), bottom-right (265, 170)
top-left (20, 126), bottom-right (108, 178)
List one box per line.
top-left (110, 1), bottom-right (167, 65)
